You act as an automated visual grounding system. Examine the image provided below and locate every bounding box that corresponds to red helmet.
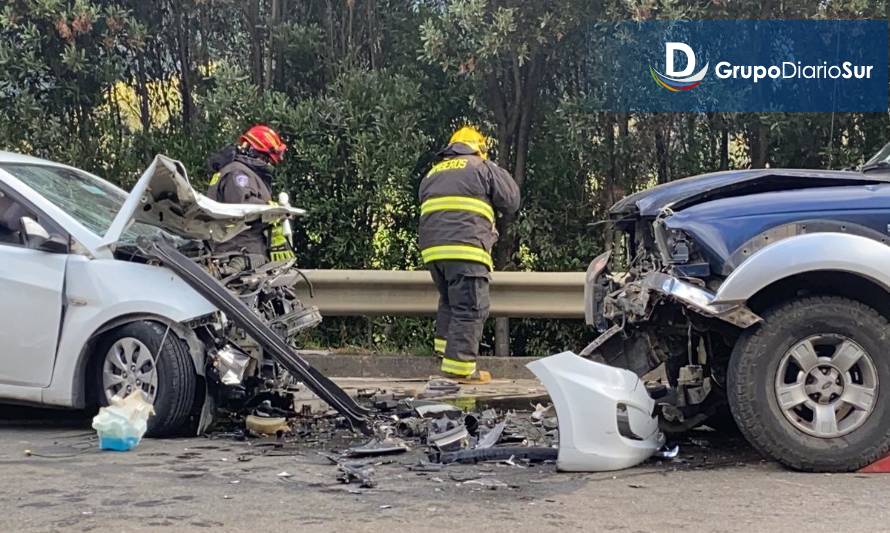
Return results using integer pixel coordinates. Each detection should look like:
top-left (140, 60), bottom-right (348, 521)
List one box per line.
top-left (240, 124), bottom-right (287, 164)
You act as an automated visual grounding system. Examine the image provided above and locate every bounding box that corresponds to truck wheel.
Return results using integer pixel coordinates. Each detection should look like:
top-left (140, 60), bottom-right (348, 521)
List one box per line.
top-left (728, 296), bottom-right (890, 471)
top-left (94, 321), bottom-right (196, 437)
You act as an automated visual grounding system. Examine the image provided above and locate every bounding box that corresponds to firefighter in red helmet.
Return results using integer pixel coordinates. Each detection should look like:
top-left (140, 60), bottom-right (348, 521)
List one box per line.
top-left (206, 125), bottom-right (295, 270)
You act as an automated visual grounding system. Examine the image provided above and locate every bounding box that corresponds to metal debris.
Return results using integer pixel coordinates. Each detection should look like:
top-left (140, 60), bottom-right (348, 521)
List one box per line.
top-left (428, 416), bottom-right (469, 452)
top-left (420, 378), bottom-right (460, 398)
top-left (475, 420), bottom-right (507, 450)
top-left (337, 462), bottom-right (376, 488)
top-left (345, 437), bottom-right (410, 457)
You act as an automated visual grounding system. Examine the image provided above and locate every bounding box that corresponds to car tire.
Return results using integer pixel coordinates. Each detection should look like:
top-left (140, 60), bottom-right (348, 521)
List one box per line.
top-left (728, 296), bottom-right (890, 472)
top-left (94, 321), bottom-right (196, 437)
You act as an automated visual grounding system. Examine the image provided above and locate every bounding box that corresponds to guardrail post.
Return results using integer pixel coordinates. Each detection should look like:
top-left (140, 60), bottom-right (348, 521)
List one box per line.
top-left (495, 317), bottom-right (510, 356)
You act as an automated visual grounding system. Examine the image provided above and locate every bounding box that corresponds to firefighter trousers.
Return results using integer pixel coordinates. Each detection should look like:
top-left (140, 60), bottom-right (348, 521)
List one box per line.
top-left (428, 260), bottom-right (491, 366)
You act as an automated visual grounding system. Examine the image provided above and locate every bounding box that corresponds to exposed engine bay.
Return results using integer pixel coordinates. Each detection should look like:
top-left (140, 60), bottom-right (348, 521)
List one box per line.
top-left (582, 219), bottom-right (759, 433)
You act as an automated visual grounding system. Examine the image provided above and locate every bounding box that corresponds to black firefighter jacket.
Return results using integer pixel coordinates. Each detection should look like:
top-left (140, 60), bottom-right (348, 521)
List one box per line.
top-left (207, 154), bottom-right (274, 256)
top-left (418, 142), bottom-right (520, 269)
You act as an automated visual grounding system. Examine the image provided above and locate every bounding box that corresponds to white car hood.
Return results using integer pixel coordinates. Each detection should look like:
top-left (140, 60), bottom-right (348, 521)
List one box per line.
top-left (99, 154), bottom-right (304, 249)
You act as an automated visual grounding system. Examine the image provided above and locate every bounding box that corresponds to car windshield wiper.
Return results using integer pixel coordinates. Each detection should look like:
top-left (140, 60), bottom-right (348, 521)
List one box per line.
top-left (861, 161), bottom-right (890, 173)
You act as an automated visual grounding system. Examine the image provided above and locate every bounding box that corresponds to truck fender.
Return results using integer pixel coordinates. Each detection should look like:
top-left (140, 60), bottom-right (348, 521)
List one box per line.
top-left (712, 232), bottom-right (890, 304)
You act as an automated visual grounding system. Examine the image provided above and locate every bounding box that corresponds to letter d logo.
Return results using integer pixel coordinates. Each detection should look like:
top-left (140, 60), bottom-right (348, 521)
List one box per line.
top-left (665, 42), bottom-right (697, 77)
top-left (650, 41), bottom-right (709, 92)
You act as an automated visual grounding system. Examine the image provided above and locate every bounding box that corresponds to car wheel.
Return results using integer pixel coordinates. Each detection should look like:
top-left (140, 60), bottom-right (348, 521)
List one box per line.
top-left (95, 321), bottom-right (196, 437)
top-left (728, 296), bottom-right (890, 471)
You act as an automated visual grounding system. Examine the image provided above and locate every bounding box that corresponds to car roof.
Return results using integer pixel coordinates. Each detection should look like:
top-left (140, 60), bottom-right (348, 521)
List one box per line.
top-left (0, 150), bottom-right (65, 166)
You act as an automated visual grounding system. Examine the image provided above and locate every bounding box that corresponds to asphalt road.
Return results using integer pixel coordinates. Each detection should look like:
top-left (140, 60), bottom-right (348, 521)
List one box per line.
top-left (1, 406), bottom-right (889, 533)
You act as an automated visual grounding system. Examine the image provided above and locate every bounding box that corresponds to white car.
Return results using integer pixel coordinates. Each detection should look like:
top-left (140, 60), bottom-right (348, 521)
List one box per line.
top-left (0, 151), bottom-right (319, 435)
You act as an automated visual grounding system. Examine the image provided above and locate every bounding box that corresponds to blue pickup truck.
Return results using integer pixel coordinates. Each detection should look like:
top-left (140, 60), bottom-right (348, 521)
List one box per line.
top-left (585, 143), bottom-right (890, 472)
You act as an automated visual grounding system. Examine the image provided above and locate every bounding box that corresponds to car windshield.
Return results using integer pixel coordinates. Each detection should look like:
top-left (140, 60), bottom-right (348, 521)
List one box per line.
top-left (0, 163), bottom-right (161, 242)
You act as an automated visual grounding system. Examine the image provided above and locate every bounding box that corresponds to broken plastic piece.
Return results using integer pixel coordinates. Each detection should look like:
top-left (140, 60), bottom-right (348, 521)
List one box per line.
top-left (527, 351), bottom-right (665, 472)
top-left (859, 454), bottom-right (890, 473)
top-left (438, 446), bottom-right (557, 465)
top-left (345, 438), bottom-right (409, 457)
top-left (420, 378), bottom-right (461, 398)
top-left (337, 462), bottom-right (376, 488)
top-left (655, 444), bottom-right (680, 459)
top-left (413, 401), bottom-right (462, 419)
top-left (91, 391), bottom-right (155, 451)
top-left (475, 420), bottom-right (507, 450)
top-left (428, 416), bottom-right (469, 451)
top-left (245, 414), bottom-right (289, 436)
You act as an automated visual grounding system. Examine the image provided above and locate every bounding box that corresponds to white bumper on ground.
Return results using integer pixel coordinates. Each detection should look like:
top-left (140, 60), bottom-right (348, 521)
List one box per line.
top-left (527, 351), bottom-right (664, 472)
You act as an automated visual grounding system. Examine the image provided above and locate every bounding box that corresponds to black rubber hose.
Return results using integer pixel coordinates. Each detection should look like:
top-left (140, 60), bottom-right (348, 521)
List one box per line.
top-left (437, 446), bottom-right (558, 465)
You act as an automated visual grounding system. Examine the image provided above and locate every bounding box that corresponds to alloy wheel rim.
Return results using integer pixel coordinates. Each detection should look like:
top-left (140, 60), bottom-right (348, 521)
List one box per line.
top-left (102, 337), bottom-right (158, 404)
top-left (774, 334), bottom-right (878, 438)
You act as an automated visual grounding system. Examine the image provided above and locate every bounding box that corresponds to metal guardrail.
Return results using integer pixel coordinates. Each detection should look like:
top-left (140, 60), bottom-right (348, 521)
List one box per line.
top-left (293, 270), bottom-right (586, 319)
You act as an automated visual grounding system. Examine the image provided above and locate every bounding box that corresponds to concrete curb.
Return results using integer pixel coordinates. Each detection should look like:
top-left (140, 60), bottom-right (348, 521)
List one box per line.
top-left (299, 352), bottom-right (539, 379)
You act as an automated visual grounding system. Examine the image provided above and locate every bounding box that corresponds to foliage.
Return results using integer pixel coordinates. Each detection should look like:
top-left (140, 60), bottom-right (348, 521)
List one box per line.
top-left (2, 0), bottom-right (889, 355)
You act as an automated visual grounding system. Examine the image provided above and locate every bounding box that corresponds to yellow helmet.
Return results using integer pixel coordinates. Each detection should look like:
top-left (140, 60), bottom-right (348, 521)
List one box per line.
top-left (449, 126), bottom-right (488, 158)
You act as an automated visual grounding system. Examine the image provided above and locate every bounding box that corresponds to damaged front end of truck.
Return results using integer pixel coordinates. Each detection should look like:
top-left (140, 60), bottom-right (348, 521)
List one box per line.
top-left (582, 168), bottom-right (890, 433)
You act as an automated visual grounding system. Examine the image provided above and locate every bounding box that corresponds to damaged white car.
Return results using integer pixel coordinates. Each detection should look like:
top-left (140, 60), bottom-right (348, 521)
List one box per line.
top-left (0, 152), bottom-right (367, 436)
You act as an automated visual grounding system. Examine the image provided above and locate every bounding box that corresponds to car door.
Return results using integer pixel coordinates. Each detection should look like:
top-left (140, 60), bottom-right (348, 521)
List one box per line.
top-left (0, 185), bottom-right (68, 387)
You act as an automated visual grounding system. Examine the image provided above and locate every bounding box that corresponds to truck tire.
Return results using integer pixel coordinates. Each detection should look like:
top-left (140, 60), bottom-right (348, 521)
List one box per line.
top-left (728, 296), bottom-right (890, 472)
top-left (94, 321), bottom-right (196, 437)
top-left (704, 404), bottom-right (741, 435)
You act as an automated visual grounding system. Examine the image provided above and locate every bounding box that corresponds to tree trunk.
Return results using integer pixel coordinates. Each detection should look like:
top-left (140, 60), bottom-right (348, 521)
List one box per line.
top-left (246, 0), bottom-right (264, 89)
top-left (748, 116), bottom-right (769, 168)
top-left (654, 115), bottom-right (670, 183)
top-left (264, 0), bottom-right (280, 92)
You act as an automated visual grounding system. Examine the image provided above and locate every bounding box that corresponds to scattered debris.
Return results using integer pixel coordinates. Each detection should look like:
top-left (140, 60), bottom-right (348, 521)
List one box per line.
top-left (438, 446), bottom-right (558, 465)
top-left (396, 417), bottom-right (425, 438)
top-left (91, 391), bottom-right (154, 451)
top-left (337, 462), bottom-right (376, 488)
top-left (475, 420), bottom-right (507, 450)
top-left (245, 414), bottom-right (290, 436)
top-left (428, 416), bottom-right (470, 452)
top-left (462, 478), bottom-right (509, 490)
top-left (414, 401), bottom-right (462, 419)
top-left (655, 444), bottom-right (681, 459)
top-left (420, 378), bottom-right (460, 398)
top-left (406, 460), bottom-right (444, 472)
top-left (345, 437), bottom-right (410, 457)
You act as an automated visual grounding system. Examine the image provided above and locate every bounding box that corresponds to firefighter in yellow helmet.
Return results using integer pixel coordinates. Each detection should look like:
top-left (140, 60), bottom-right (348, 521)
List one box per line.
top-left (418, 126), bottom-right (520, 383)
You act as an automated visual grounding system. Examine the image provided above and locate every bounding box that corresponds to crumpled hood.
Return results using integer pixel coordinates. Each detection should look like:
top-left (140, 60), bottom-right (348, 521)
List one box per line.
top-left (99, 154), bottom-right (304, 249)
top-left (609, 168), bottom-right (888, 219)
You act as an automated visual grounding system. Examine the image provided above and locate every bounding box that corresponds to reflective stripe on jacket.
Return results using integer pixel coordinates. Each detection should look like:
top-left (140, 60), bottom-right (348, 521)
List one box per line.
top-left (418, 143), bottom-right (520, 269)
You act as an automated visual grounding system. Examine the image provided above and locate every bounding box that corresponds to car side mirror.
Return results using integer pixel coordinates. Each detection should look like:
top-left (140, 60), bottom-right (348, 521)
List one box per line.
top-left (20, 216), bottom-right (49, 247)
top-left (20, 216), bottom-right (67, 252)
